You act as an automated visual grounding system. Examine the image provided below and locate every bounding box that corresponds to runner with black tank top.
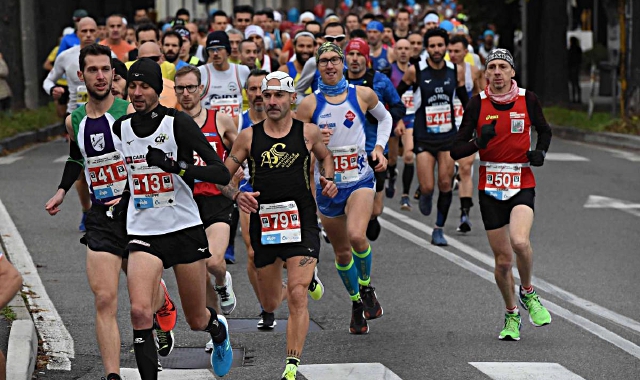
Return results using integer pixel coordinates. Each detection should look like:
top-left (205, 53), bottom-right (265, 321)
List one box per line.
top-left (216, 71), bottom-right (337, 380)
top-left (396, 28), bottom-right (469, 247)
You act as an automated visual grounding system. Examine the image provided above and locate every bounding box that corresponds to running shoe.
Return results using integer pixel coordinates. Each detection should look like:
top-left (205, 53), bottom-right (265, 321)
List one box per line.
top-left (419, 192), bottom-right (433, 216)
top-left (518, 286), bottom-right (552, 327)
top-left (281, 364), bottom-right (298, 380)
top-left (400, 195), bottom-right (412, 211)
top-left (457, 210), bottom-right (472, 233)
top-left (205, 339), bottom-right (213, 353)
top-left (318, 217), bottom-right (330, 244)
top-left (307, 267), bottom-right (324, 301)
top-left (215, 271), bottom-right (237, 315)
top-left (365, 217), bottom-right (381, 241)
top-left (414, 187), bottom-right (421, 200)
top-left (157, 358), bottom-right (163, 371)
top-left (79, 211), bottom-right (87, 232)
top-left (452, 162), bottom-right (460, 191)
top-left (385, 168), bottom-right (398, 198)
top-left (224, 245), bottom-right (235, 264)
top-left (498, 312), bottom-right (521, 341)
top-left (257, 311), bottom-right (277, 330)
top-left (349, 301), bottom-right (369, 334)
top-left (431, 228), bottom-right (448, 246)
top-left (102, 374), bottom-right (122, 380)
top-left (154, 328), bottom-right (175, 357)
top-left (211, 315), bottom-right (233, 377)
top-left (360, 285), bottom-right (383, 320)
top-left (156, 279), bottom-right (178, 332)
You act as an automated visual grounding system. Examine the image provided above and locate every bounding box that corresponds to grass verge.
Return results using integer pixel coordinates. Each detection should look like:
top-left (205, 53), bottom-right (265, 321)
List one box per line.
top-left (544, 106), bottom-right (640, 135)
top-left (1, 306), bottom-right (16, 322)
top-left (0, 103), bottom-right (61, 140)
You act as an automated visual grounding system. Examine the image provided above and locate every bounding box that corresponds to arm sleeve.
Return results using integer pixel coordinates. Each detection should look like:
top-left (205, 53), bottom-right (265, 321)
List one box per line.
top-left (57, 141), bottom-right (84, 192)
top-left (57, 38), bottom-right (70, 58)
top-left (369, 101), bottom-right (393, 148)
top-left (295, 57), bottom-right (317, 99)
top-left (450, 95), bottom-right (481, 160)
top-left (396, 80), bottom-right (410, 98)
top-left (43, 54), bottom-right (65, 95)
top-left (174, 113), bottom-right (231, 185)
top-left (526, 91), bottom-right (552, 152)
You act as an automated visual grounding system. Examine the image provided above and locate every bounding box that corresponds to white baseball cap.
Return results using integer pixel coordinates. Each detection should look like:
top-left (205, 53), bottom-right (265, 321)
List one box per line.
top-left (261, 71), bottom-right (295, 93)
top-left (245, 25), bottom-right (265, 39)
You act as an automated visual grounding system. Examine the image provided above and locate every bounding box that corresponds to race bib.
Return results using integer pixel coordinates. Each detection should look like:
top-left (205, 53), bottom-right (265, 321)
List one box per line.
top-left (210, 98), bottom-right (240, 118)
top-left (402, 90), bottom-right (415, 115)
top-left (86, 151), bottom-right (128, 199)
top-left (330, 145), bottom-right (359, 184)
top-left (77, 85), bottom-right (88, 104)
top-left (259, 201), bottom-right (301, 245)
top-left (484, 163), bottom-right (522, 201)
top-left (130, 162), bottom-right (176, 210)
top-left (453, 98), bottom-right (464, 127)
top-left (425, 104), bottom-right (453, 133)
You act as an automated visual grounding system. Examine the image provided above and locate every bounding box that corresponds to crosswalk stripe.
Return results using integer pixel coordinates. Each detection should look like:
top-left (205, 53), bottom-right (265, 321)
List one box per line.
top-left (120, 368), bottom-right (214, 379)
top-left (0, 156), bottom-right (23, 165)
top-left (469, 362), bottom-right (585, 379)
top-left (299, 363), bottom-right (403, 380)
top-left (542, 153), bottom-right (589, 161)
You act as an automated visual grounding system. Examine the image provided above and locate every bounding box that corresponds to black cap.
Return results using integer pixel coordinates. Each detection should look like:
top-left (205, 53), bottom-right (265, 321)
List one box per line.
top-left (127, 58), bottom-right (163, 95)
top-left (206, 31), bottom-right (231, 54)
top-left (112, 58), bottom-right (127, 79)
top-left (173, 26), bottom-right (191, 41)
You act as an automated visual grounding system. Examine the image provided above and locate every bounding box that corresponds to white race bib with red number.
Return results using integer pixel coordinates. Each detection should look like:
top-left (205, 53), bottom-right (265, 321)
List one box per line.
top-left (86, 151), bottom-right (128, 199)
top-left (484, 163), bottom-right (522, 200)
top-left (453, 98), bottom-right (464, 127)
top-left (425, 104), bottom-right (453, 133)
top-left (402, 90), bottom-right (415, 115)
top-left (210, 98), bottom-right (240, 118)
top-left (330, 145), bottom-right (359, 184)
top-left (130, 162), bottom-right (176, 209)
top-left (259, 201), bottom-right (301, 245)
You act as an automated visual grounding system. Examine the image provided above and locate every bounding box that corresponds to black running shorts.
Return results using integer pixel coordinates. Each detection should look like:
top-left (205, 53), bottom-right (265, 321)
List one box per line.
top-left (413, 137), bottom-right (454, 157)
top-left (80, 204), bottom-right (128, 258)
top-left (127, 225), bottom-right (211, 269)
top-left (194, 195), bottom-right (234, 229)
top-left (478, 188), bottom-right (536, 230)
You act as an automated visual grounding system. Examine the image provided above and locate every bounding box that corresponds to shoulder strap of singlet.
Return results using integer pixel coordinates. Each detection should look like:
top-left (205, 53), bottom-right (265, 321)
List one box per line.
top-left (479, 90), bottom-right (488, 99)
top-left (233, 64), bottom-right (241, 93)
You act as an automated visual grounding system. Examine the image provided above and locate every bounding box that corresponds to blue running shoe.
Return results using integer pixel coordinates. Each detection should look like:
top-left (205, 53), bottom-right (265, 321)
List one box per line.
top-left (79, 211), bottom-right (87, 232)
top-left (457, 211), bottom-right (472, 233)
top-left (419, 192), bottom-right (433, 216)
top-left (211, 315), bottom-right (233, 376)
top-left (431, 228), bottom-right (448, 246)
top-left (224, 245), bottom-right (235, 264)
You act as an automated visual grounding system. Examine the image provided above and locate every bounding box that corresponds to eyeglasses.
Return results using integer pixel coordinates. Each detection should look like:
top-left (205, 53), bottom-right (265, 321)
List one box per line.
top-left (174, 85), bottom-right (199, 93)
top-left (208, 46), bottom-right (226, 53)
top-left (318, 56), bottom-right (343, 67)
top-left (143, 55), bottom-right (161, 62)
top-left (324, 35), bottom-right (346, 43)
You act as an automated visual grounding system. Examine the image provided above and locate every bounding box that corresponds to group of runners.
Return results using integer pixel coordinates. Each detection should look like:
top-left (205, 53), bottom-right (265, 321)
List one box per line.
top-left (35, 6), bottom-right (553, 380)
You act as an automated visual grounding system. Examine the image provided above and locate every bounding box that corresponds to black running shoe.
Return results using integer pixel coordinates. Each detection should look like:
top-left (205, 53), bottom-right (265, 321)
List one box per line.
top-left (155, 328), bottom-right (174, 357)
top-left (257, 311), bottom-right (277, 330)
top-left (360, 285), bottom-right (384, 320)
top-left (349, 301), bottom-right (369, 334)
top-left (365, 217), bottom-right (381, 241)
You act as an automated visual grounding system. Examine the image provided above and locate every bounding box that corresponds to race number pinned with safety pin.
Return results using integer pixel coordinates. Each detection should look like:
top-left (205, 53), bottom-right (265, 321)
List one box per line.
top-left (484, 163), bottom-right (523, 201)
top-left (330, 145), bottom-right (359, 184)
top-left (259, 201), bottom-right (301, 245)
top-left (130, 162), bottom-right (176, 209)
top-left (86, 151), bottom-right (128, 200)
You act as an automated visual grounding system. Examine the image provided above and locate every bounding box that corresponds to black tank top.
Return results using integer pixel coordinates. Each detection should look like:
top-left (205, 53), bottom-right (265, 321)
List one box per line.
top-left (248, 119), bottom-right (314, 208)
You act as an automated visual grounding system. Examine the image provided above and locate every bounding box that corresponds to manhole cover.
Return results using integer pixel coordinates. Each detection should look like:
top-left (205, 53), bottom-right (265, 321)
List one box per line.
top-left (122, 347), bottom-right (245, 369)
top-left (227, 318), bottom-right (323, 333)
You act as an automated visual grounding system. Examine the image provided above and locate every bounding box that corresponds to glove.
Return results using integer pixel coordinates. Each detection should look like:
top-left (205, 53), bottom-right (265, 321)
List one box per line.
top-left (146, 145), bottom-right (179, 174)
top-left (526, 150), bottom-right (546, 166)
top-left (475, 120), bottom-right (497, 149)
top-left (110, 191), bottom-right (130, 221)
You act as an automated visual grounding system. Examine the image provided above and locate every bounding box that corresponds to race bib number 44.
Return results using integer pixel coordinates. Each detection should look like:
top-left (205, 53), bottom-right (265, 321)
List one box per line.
top-left (130, 163), bottom-right (176, 210)
top-left (259, 201), bottom-right (301, 245)
top-left (425, 104), bottom-right (453, 133)
top-left (330, 145), bottom-right (359, 184)
top-left (484, 163), bottom-right (522, 201)
top-left (86, 152), bottom-right (128, 199)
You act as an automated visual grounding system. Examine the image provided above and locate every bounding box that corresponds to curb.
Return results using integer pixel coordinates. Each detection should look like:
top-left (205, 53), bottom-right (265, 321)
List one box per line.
top-left (552, 125), bottom-right (640, 151)
top-left (5, 294), bottom-right (37, 380)
top-left (0, 123), bottom-right (64, 156)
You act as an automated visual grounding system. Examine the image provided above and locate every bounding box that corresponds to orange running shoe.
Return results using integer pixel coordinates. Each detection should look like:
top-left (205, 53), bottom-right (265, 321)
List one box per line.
top-left (155, 279), bottom-right (177, 332)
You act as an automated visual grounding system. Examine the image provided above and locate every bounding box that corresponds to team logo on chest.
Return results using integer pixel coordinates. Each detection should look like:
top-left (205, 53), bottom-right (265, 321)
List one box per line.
top-left (344, 110), bottom-right (356, 128)
top-left (90, 133), bottom-right (105, 151)
top-left (261, 142), bottom-right (299, 168)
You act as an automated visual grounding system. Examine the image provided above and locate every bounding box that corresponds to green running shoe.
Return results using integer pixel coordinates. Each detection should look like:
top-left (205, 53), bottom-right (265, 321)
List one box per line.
top-left (498, 312), bottom-right (521, 341)
top-left (518, 286), bottom-right (552, 326)
top-left (281, 364), bottom-right (298, 380)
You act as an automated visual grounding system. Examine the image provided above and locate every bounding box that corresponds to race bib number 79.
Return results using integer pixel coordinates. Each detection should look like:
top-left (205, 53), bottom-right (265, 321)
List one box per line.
top-left (259, 201), bottom-right (301, 245)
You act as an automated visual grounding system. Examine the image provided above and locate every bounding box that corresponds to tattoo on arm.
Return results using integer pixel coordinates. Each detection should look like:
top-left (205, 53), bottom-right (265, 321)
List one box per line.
top-left (230, 154), bottom-right (241, 165)
top-left (298, 256), bottom-right (316, 267)
top-left (216, 182), bottom-right (240, 200)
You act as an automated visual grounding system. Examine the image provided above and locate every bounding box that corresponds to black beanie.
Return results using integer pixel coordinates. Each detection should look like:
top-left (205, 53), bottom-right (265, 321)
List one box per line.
top-left (206, 31), bottom-right (231, 55)
top-left (127, 58), bottom-right (163, 95)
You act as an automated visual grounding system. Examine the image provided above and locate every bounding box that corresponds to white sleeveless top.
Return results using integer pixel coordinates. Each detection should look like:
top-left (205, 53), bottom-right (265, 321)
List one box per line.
top-left (119, 115), bottom-right (202, 235)
top-left (198, 63), bottom-right (249, 118)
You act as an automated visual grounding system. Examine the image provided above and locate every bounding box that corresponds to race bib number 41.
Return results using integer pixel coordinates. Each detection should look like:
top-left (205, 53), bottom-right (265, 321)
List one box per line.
top-left (425, 104), bottom-right (453, 133)
top-left (484, 163), bottom-right (522, 201)
top-left (86, 151), bottom-right (128, 199)
top-left (130, 163), bottom-right (176, 210)
top-left (330, 145), bottom-right (359, 184)
top-left (259, 201), bottom-right (301, 245)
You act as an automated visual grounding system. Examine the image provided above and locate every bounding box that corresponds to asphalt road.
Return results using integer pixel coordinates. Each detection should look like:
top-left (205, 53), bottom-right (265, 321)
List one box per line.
top-left (0, 136), bottom-right (639, 380)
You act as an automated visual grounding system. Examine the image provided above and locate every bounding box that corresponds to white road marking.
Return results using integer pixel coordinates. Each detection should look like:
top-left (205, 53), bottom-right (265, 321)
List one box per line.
top-left (0, 199), bottom-right (74, 370)
top-left (584, 195), bottom-right (640, 218)
top-left (469, 362), bottom-right (585, 379)
top-left (383, 208), bottom-right (640, 335)
top-left (53, 155), bottom-right (68, 163)
top-left (299, 363), bottom-right (403, 380)
top-left (0, 156), bottom-right (23, 165)
top-left (378, 217), bottom-right (640, 360)
top-left (120, 368), bottom-right (214, 379)
top-left (544, 153), bottom-right (590, 161)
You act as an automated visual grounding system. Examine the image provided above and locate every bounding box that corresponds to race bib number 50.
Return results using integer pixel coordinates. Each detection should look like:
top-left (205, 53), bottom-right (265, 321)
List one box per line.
top-left (259, 201), bottom-right (301, 245)
top-left (484, 163), bottom-right (522, 201)
top-left (130, 163), bottom-right (176, 210)
top-left (330, 145), bottom-right (359, 184)
top-left (86, 152), bottom-right (128, 199)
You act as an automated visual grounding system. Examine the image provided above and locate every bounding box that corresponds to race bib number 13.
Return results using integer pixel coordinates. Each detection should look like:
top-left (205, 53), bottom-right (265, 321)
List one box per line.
top-left (259, 201), bottom-right (301, 245)
top-left (130, 163), bottom-right (176, 210)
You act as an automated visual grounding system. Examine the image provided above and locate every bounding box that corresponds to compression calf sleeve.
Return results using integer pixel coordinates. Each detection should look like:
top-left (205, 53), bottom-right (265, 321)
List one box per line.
top-left (402, 163), bottom-right (414, 194)
top-left (133, 328), bottom-right (158, 380)
top-left (204, 306), bottom-right (226, 343)
top-left (352, 246), bottom-right (372, 286)
top-left (435, 191), bottom-right (453, 228)
top-left (460, 197), bottom-right (473, 212)
top-left (335, 258), bottom-right (361, 301)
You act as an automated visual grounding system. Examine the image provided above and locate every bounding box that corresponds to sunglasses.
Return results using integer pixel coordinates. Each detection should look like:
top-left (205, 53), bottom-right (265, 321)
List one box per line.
top-left (324, 35), bottom-right (346, 43)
